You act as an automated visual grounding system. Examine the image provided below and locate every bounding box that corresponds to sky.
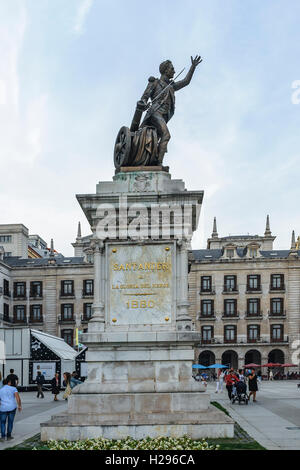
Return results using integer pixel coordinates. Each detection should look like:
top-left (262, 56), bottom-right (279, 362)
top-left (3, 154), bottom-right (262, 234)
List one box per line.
top-left (0, 0), bottom-right (300, 256)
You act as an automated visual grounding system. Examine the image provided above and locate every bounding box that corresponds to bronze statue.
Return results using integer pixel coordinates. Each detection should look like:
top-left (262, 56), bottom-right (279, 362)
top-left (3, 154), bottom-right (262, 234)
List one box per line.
top-left (114, 56), bottom-right (202, 170)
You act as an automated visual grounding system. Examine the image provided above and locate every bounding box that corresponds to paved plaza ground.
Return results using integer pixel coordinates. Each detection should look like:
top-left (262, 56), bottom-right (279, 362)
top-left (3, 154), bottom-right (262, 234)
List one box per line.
top-left (0, 381), bottom-right (299, 450)
top-left (208, 380), bottom-right (300, 450)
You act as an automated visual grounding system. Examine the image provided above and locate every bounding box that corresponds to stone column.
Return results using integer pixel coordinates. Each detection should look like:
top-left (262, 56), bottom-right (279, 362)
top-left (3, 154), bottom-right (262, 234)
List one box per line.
top-left (176, 238), bottom-right (193, 331)
top-left (89, 239), bottom-right (105, 332)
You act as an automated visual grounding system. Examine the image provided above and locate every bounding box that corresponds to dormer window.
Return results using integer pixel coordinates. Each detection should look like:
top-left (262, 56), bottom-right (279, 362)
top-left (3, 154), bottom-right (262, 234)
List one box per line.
top-left (227, 249), bottom-right (234, 258)
top-left (249, 247), bottom-right (257, 258)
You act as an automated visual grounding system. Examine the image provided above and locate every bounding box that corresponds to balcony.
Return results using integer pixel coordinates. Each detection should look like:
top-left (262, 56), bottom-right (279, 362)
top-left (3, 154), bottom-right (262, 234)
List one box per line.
top-left (3, 290), bottom-right (11, 298)
top-left (269, 284), bottom-right (285, 293)
top-left (29, 315), bottom-right (44, 324)
top-left (224, 337), bottom-right (237, 344)
top-left (268, 310), bottom-right (286, 319)
top-left (30, 293), bottom-right (43, 300)
top-left (198, 313), bottom-right (216, 321)
top-left (246, 288), bottom-right (262, 294)
top-left (270, 335), bottom-right (289, 344)
top-left (12, 316), bottom-right (28, 324)
top-left (245, 311), bottom-right (263, 319)
top-left (59, 290), bottom-right (75, 299)
top-left (199, 287), bottom-right (216, 295)
top-left (13, 293), bottom-right (27, 300)
top-left (81, 314), bottom-right (92, 323)
top-left (222, 287), bottom-right (238, 294)
top-left (58, 314), bottom-right (76, 324)
top-left (201, 339), bottom-right (213, 344)
top-left (247, 337), bottom-right (261, 343)
top-left (82, 289), bottom-right (94, 298)
top-left (222, 311), bottom-right (239, 320)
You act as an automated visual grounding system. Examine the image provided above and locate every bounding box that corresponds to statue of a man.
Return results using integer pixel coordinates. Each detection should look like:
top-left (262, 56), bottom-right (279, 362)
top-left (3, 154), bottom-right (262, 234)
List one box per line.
top-left (138, 55), bottom-right (202, 164)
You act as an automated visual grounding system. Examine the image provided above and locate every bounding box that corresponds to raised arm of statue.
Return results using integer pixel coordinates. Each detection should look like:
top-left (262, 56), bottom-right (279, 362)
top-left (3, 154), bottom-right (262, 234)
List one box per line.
top-left (173, 55), bottom-right (202, 91)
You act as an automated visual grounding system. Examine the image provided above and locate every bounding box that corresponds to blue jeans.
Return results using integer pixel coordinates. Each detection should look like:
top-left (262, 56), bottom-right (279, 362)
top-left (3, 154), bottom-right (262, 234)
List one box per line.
top-left (0, 409), bottom-right (16, 438)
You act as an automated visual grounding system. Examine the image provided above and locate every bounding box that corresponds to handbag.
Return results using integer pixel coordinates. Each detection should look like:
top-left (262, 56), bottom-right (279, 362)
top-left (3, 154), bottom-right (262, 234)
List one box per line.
top-left (63, 383), bottom-right (72, 400)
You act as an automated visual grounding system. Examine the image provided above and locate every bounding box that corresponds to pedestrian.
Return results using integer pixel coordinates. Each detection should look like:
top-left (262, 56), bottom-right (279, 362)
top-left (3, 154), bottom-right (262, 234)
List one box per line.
top-left (36, 371), bottom-right (45, 399)
top-left (51, 373), bottom-right (60, 401)
top-left (269, 370), bottom-right (273, 381)
top-left (6, 369), bottom-right (18, 388)
top-left (215, 369), bottom-right (225, 393)
top-left (257, 370), bottom-right (262, 383)
top-left (0, 372), bottom-right (3, 390)
top-left (224, 369), bottom-right (239, 400)
top-left (0, 378), bottom-right (22, 441)
top-left (238, 369), bottom-right (246, 382)
top-left (63, 373), bottom-right (72, 400)
top-left (248, 369), bottom-right (258, 402)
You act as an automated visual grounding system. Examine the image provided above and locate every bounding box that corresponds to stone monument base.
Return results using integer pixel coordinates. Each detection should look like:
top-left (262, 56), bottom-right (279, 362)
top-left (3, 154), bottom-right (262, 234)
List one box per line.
top-left (41, 391), bottom-right (233, 441)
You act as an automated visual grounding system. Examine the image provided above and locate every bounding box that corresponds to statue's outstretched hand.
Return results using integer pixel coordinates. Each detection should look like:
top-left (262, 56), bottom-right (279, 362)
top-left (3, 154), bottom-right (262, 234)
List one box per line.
top-left (191, 55), bottom-right (203, 67)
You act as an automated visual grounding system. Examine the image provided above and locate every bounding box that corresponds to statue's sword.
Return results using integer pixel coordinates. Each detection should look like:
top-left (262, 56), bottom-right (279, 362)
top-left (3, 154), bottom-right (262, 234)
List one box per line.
top-left (130, 67), bottom-right (185, 132)
top-left (149, 67), bottom-right (185, 107)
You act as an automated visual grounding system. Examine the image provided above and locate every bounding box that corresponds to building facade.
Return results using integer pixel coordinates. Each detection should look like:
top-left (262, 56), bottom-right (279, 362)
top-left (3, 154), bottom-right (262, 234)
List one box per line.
top-left (1, 217), bottom-right (300, 369)
top-left (188, 217), bottom-right (300, 369)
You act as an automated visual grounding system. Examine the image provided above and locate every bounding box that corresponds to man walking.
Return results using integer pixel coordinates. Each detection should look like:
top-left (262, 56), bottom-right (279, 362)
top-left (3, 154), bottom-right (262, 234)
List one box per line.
top-left (0, 378), bottom-right (22, 441)
top-left (6, 369), bottom-right (18, 388)
top-left (36, 371), bottom-right (45, 398)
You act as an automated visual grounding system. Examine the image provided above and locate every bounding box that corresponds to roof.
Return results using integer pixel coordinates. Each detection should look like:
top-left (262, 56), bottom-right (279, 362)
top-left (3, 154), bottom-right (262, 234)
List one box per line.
top-left (192, 249), bottom-right (299, 261)
top-left (3, 256), bottom-right (88, 268)
top-left (31, 329), bottom-right (77, 360)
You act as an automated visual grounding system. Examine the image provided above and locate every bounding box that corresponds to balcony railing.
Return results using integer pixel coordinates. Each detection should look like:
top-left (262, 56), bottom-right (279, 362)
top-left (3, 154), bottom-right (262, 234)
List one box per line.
top-left (12, 316), bottom-right (27, 324)
top-left (3, 290), bottom-right (11, 298)
top-left (222, 311), bottom-right (239, 319)
top-left (81, 314), bottom-right (92, 323)
top-left (82, 289), bottom-right (94, 298)
top-left (245, 311), bottom-right (263, 318)
top-left (223, 286), bottom-right (238, 294)
top-left (29, 293), bottom-right (43, 299)
top-left (58, 314), bottom-right (76, 324)
top-left (59, 290), bottom-right (75, 298)
top-left (268, 309), bottom-right (286, 317)
top-left (29, 315), bottom-right (44, 324)
top-left (198, 313), bottom-right (216, 320)
top-left (269, 284), bottom-right (285, 292)
top-left (201, 339), bottom-right (213, 344)
top-left (246, 287), bottom-right (262, 293)
top-left (0, 314), bottom-right (13, 323)
top-left (247, 337), bottom-right (261, 343)
top-left (199, 287), bottom-right (216, 295)
top-left (270, 335), bottom-right (288, 343)
top-left (13, 293), bottom-right (27, 300)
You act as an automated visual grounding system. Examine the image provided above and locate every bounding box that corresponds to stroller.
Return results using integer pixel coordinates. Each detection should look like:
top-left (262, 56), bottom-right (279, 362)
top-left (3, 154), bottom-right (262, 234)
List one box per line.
top-left (231, 380), bottom-right (248, 405)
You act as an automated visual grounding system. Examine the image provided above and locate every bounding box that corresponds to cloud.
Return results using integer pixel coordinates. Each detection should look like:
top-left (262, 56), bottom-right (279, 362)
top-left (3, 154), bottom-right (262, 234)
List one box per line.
top-left (73, 0), bottom-right (94, 35)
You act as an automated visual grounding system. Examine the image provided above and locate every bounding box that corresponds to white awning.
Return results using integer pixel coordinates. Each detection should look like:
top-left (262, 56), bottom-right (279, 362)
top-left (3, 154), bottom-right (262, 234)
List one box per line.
top-left (31, 329), bottom-right (77, 360)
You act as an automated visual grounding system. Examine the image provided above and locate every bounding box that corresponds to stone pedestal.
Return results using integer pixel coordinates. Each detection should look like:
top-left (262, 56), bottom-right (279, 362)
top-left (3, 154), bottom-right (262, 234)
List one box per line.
top-left (41, 169), bottom-right (234, 440)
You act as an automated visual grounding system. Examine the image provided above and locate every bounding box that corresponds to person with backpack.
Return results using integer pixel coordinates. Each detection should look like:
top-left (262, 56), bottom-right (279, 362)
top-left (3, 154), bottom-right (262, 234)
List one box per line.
top-left (35, 371), bottom-right (45, 399)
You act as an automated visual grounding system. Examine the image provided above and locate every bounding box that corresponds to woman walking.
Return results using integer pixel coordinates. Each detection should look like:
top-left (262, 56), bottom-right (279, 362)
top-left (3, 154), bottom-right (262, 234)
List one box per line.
top-left (215, 369), bottom-right (225, 393)
top-left (248, 369), bottom-right (258, 402)
top-left (51, 372), bottom-right (60, 401)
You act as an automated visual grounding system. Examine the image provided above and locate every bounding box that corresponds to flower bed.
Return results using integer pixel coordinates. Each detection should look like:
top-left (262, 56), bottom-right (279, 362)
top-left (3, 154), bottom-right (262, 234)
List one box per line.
top-left (43, 436), bottom-right (219, 451)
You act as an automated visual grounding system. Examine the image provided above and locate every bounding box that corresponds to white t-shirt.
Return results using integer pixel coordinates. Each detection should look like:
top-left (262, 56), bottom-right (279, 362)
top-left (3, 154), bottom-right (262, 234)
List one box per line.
top-left (0, 385), bottom-right (18, 412)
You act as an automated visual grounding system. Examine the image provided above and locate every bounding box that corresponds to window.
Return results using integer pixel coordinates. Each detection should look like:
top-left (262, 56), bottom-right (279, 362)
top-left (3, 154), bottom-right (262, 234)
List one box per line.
top-left (271, 274), bottom-right (284, 290)
top-left (226, 249), bottom-right (234, 258)
top-left (14, 305), bottom-right (26, 321)
top-left (201, 326), bottom-right (213, 343)
top-left (224, 275), bottom-right (237, 292)
top-left (247, 299), bottom-right (260, 316)
top-left (83, 303), bottom-right (93, 320)
top-left (3, 304), bottom-right (9, 320)
top-left (224, 299), bottom-right (237, 316)
top-left (30, 281), bottom-right (42, 297)
top-left (61, 280), bottom-right (74, 296)
top-left (270, 298), bottom-right (284, 315)
top-left (3, 279), bottom-right (9, 296)
top-left (249, 247), bottom-right (258, 258)
top-left (201, 300), bottom-right (214, 316)
top-left (271, 324), bottom-right (283, 341)
top-left (4, 252), bottom-right (12, 257)
top-left (247, 275), bottom-right (261, 291)
top-left (248, 325), bottom-right (260, 342)
top-left (30, 305), bottom-right (42, 321)
top-left (0, 235), bottom-right (12, 243)
top-left (61, 329), bottom-right (73, 347)
top-left (224, 325), bottom-right (236, 343)
top-left (14, 282), bottom-right (26, 297)
top-left (61, 304), bottom-right (74, 320)
top-left (201, 276), bottom-right (212, 292)
top-left (83, 280), bottom-right (94, 295)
